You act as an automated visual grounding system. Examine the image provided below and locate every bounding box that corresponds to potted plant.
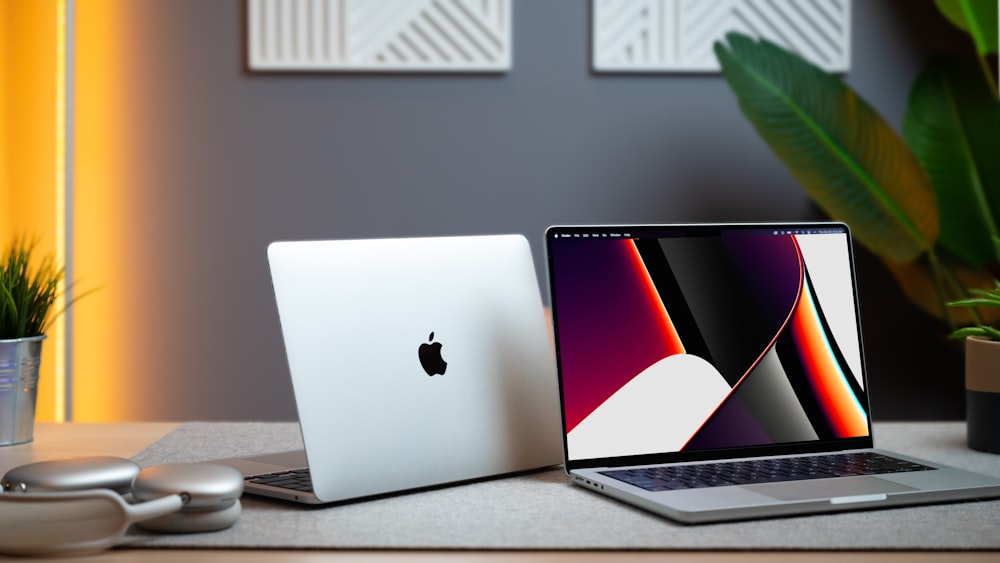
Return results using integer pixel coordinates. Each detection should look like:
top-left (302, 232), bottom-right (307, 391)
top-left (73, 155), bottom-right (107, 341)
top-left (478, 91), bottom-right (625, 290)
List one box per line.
top-left (949, 283), bottom-right (1000, 453)
top-left (1, 235), bottom-right (70, 445)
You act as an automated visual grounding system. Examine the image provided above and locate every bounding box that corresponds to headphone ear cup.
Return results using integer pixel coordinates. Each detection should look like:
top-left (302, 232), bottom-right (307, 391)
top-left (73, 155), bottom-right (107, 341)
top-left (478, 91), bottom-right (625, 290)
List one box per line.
top-left (130, 463), bottom-right (244, 533)
top-left (136, 498), bottom-right (241, 533)
top-left (1, 456), bottom-right (140, 494)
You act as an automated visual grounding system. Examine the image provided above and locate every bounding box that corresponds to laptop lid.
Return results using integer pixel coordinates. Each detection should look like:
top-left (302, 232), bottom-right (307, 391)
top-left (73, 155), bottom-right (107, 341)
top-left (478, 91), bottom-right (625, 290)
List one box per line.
top-left (545, 223), bottom-right (873, 471)
top-left (266, 234), bottom-right (562, 503)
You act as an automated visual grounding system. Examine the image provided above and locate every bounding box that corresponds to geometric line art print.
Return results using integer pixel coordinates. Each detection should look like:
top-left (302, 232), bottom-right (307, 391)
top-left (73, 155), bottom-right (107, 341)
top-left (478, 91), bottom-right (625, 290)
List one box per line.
top-left (593, 0), bottom-right (851, 73)
top-left (249, 0), bottom-right (511, 72)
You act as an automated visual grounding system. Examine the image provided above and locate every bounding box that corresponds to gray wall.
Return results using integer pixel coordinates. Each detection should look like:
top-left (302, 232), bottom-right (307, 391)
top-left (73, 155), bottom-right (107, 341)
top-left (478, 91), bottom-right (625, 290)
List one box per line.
top-left (88, 0), bottom-right (968, 421)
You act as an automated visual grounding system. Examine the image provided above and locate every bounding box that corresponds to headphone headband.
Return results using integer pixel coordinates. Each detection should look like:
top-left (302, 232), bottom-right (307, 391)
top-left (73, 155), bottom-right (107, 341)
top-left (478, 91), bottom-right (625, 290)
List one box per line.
top-left (0, 457), bottom-right (243, 557)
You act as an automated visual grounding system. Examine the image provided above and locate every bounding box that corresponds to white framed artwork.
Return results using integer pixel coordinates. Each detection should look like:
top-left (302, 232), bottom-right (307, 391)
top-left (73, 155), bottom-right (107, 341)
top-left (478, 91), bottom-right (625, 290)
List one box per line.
top-left (592, 0), bottom-right (851, 73)
top-left (248, 0), bottom-right (511, 72)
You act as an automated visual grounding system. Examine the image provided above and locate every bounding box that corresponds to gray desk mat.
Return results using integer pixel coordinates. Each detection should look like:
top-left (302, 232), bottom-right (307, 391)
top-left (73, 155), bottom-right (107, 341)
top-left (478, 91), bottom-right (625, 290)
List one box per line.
top-left (121, 422), bottom-right (1000, 550)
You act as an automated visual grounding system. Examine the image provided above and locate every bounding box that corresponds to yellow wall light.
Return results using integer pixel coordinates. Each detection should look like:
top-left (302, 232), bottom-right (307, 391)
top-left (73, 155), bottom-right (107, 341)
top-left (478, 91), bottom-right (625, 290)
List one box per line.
top-left (0, 0), bottom-right (72, 422)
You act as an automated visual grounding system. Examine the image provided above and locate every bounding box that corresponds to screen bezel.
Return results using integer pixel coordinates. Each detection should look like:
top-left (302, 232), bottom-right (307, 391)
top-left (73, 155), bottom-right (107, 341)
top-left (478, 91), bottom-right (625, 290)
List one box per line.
top-left (544, 223), bottom-right (875, 471)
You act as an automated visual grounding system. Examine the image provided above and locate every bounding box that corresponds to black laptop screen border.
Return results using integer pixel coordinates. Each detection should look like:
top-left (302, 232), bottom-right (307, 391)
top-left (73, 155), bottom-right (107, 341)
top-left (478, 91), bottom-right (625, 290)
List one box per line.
top-left (545, 223), bottom-right (876, 471)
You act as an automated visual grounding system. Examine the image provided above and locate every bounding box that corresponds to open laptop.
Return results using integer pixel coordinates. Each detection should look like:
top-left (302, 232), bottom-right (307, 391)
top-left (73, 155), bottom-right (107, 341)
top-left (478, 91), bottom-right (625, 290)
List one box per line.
top-left (216, 234), bottom-right (563, 504)
top-left (545, 222), bottom-right (1000, 523)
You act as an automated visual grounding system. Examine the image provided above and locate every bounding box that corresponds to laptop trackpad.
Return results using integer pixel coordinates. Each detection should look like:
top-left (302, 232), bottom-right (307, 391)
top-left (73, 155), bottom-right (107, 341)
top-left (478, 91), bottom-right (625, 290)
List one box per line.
top-left (749, 476), bottom-right (916, 501)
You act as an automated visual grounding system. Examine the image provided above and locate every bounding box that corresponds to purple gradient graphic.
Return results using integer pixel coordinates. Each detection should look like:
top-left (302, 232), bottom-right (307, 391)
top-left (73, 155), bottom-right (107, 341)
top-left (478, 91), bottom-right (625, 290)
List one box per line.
top-left (551, 239), bottom-right (678, 432)
top-left (552, 231), bottom-right (870, 459)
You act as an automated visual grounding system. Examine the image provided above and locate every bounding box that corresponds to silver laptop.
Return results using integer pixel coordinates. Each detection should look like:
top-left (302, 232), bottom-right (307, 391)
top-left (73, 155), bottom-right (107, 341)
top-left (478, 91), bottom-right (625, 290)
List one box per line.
top-left (545, 223), bottom-right (1000, 523)
top-left (217, 234), bottom-right (562, 504)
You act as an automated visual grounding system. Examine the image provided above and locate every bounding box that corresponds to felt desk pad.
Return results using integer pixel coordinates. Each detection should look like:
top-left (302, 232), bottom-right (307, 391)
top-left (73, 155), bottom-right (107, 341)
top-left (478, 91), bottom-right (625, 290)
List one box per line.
top-left (122, 422), bottom-right (1000, 550)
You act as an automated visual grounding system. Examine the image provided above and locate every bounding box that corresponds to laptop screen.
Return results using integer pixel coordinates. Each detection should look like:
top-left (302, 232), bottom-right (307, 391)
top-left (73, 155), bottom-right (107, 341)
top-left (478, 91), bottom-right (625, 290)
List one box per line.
top-left (546, 224), bottom-right (873, 466)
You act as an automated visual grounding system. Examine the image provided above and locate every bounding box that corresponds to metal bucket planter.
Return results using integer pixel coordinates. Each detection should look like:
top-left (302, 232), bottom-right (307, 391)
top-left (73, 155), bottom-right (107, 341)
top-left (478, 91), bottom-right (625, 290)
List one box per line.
top-left (0, 335), bottom-right (45, 446)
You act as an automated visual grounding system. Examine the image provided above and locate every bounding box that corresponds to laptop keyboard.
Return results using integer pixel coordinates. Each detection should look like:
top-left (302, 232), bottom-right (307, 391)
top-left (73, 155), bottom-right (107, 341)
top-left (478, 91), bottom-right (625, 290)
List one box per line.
top-left (600, 452), bottom-right (933, 492)
top-left (246, 468), bottom-right (314, 493)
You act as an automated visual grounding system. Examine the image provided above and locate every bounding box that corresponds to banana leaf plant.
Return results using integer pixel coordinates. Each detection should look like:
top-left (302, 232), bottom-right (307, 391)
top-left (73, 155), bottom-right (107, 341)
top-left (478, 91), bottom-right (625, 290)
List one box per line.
top-left (713, 0), bottom-right (999, 334)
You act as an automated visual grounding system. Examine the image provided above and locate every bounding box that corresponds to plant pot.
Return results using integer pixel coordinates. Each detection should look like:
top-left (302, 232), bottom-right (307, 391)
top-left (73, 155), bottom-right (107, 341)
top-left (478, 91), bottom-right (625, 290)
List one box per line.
top-left (0, 335), bottom-right (45, 446)
top-left (964, 336), bottom-right (1000, 454)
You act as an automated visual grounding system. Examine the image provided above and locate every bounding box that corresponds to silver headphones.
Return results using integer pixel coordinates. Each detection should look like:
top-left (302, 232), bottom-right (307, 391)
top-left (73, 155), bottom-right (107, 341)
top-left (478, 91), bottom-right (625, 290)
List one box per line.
top-left (0, 456), bottom-right (243, 557)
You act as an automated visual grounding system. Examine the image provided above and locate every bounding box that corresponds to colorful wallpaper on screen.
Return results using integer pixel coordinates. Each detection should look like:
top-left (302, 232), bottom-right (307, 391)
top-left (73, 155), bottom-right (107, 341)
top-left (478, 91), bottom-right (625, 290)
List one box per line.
top-left (550, 232), bottom-right (870, 461)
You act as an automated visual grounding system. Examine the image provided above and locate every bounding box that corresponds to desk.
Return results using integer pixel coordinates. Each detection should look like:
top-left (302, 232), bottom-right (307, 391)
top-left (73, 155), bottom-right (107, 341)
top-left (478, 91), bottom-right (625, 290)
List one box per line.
top-left (1, 422), bottom-right (998, 562)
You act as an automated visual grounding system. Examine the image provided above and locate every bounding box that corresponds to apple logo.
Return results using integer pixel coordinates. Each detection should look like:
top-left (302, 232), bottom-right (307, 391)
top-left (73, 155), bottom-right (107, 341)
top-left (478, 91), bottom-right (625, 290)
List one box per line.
top-left (418, 332), bottom-right (447, 376)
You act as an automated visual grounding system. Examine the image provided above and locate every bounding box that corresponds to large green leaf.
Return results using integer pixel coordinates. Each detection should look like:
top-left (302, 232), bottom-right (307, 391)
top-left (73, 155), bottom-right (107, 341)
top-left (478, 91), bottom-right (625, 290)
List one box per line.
top-left (935, 0), bottom-right (999, 56)
top-left (714, 33), bottom-right (939, 264)
top-left (904, 56), bottom-right (1000, 267)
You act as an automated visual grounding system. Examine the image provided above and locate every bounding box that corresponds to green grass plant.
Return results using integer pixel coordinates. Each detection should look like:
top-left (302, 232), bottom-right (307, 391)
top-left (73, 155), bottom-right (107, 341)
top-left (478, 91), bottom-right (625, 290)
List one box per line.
top-left (0, 236), bottom-right (65, 339)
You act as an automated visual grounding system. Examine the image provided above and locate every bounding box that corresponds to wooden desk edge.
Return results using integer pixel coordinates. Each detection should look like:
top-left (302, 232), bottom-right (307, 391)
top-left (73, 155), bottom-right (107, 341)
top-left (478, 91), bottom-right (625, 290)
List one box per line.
top-left (0, 422), bottom-right (180, 472)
